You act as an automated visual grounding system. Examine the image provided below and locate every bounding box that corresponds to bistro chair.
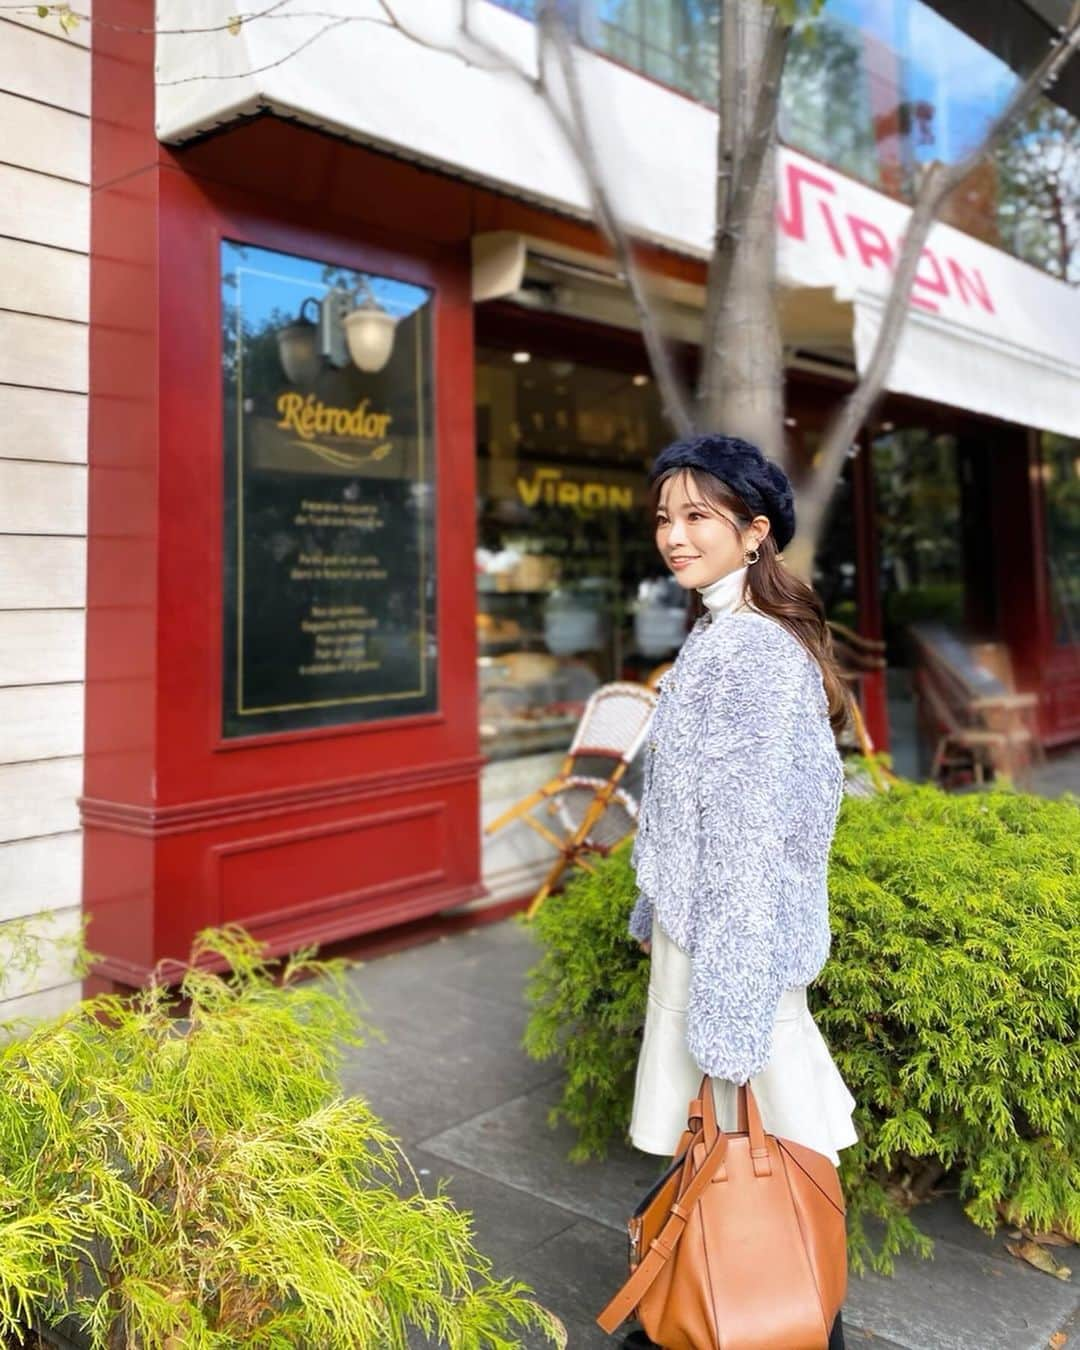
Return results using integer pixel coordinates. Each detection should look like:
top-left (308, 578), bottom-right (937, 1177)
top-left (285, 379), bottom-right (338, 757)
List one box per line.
top-left (909, 625), bottom-right (1040, 788)
top-left (827, 619), bottom-right (893, 784)
top-left (644, 660), bottom-right (674, 691)
top-left (484, 681), bottom-right (658, 919)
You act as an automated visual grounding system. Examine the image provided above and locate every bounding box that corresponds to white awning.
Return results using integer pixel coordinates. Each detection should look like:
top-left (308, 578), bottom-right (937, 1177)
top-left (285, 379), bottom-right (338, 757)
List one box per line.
top-left (156, 0), bottom-right (1080, 439)
top-left (774, 152), bottom-right (1080, 437)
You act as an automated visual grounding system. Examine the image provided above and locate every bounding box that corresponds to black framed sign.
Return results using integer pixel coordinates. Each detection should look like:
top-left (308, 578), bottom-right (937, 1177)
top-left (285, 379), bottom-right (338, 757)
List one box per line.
top-left (221, 240), bottom-right (437, 738)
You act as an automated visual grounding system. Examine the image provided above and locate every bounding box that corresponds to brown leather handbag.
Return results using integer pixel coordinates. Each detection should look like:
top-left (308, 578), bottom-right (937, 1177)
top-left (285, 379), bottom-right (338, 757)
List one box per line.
top-left (597, 1078), bottom-right (847, 1349)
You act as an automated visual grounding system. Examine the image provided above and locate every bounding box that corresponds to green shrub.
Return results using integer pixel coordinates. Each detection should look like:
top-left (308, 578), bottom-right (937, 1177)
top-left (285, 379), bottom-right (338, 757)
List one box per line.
top-left (0, 928), bottom-right (564, 1349)
top-left (523, 783), bottom-right (1080, 1274)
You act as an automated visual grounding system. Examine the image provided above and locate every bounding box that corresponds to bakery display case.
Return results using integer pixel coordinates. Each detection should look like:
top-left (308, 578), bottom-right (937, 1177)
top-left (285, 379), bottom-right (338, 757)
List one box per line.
top-left (475, 345), bottom-right (683, 761)
top-left (476, 559), bottom-right (607, 759)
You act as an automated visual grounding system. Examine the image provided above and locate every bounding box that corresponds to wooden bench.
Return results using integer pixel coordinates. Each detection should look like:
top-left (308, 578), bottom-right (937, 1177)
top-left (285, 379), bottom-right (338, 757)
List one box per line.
top-left (908, 624), bottom-right (1040, 788)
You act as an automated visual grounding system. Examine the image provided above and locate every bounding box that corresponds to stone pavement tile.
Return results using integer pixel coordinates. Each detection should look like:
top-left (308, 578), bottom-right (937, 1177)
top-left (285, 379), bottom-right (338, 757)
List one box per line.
top-left (407, 1147), bottom-right (579, 1265)
top-left (340, 951), bottom-right (557, 1147)
top-left (499, 1217), bottom-right (628, 1347)
top-left (348, 922), bottom-right (542, 1017)
top-left (348, 957), bottom-right (531, 1042)
top-left (408, 1312), bottom-right (604, 1350)
top-left (837, 1323), bottom-right (907, 1344)
top-left (901, 1191), bottom-right (1021, 1265)
top-left (420, 1079), bottom-right (662, 1232)
top-left (340, 1032), bottom-right (558, 1148)
top-left (1030, 748), bottom-right (1080, 799)
top-left (843, 1224), bottom-right (1079, 1350)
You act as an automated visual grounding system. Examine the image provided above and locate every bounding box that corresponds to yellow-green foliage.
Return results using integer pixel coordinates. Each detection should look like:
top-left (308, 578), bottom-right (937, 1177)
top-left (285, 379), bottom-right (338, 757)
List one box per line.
top-left (0, 928), bottom-right (565, 1349)
top-left (524, 783), bottom-right (1080, 1275)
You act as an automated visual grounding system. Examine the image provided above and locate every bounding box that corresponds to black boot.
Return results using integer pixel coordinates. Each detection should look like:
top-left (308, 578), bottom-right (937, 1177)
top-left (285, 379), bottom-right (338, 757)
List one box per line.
top-left (621, 1315), bottom-right (842, 1349)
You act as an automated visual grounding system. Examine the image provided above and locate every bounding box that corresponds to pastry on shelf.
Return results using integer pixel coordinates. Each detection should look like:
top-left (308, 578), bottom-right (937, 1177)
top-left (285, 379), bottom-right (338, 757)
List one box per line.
top-left (476, 613), bottom-right (522, 643)
top-left (498, 650), bottom-right (560, 683)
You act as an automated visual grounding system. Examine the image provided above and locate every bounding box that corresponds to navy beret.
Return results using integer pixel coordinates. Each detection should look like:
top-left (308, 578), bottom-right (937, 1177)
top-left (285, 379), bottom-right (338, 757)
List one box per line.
top-left (649, 434), bottom-right (796, 551)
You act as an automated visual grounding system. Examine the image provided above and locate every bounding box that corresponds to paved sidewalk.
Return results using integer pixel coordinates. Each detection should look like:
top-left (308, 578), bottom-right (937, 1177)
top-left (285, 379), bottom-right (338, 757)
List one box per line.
top-left (1031, 746), bottom-right (1080, 799)
top-left (341, 920), bottom-right (1080, 1350)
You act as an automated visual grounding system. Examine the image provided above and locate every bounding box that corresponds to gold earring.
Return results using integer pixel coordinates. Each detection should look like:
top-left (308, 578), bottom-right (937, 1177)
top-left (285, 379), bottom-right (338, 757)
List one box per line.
top-left (745, 547), bottom-right (760, 565)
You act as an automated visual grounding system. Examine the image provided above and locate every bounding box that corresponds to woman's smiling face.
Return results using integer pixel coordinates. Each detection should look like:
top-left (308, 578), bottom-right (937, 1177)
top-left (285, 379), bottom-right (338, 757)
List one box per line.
top-left (654, 469), bottom-right (767, 591)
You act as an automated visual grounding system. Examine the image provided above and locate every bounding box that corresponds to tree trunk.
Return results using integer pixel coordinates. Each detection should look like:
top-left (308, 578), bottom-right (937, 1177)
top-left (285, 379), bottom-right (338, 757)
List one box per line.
top-left (698, 0), bottom-right (786, 464)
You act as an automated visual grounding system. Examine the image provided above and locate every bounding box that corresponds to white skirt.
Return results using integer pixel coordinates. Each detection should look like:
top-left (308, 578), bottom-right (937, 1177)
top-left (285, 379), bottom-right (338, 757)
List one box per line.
top-left (630, 918), bottom-right (859, 1162)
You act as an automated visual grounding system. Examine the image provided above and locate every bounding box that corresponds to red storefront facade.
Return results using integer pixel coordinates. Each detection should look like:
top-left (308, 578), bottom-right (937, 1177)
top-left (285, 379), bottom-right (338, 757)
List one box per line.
top-left (82, 7), bottom-right (1079, 990)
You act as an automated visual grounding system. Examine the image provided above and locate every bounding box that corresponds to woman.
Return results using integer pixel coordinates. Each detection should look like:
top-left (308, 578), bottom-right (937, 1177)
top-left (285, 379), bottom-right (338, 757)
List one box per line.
top-left (625, 434), bottom-right (857, 1350)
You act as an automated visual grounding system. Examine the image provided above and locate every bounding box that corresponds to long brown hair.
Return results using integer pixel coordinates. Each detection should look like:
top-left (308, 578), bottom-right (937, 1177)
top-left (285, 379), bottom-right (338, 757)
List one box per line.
top-left (650, 467), bottom-right (850, 733)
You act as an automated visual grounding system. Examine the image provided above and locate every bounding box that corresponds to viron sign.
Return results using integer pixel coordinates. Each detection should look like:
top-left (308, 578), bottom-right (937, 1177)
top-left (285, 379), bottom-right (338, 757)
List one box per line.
top-left (778, 156), bottom-right (995, 317)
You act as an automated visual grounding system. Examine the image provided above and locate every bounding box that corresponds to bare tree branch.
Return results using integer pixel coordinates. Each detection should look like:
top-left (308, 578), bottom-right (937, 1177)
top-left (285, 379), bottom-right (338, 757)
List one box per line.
top-left (457, 0), bottom-right (541, 79)
top-left (535, 1), bottom-right (694, 436)
top-left (18, 1), bottom-right (518, 76)
top-left (458, 0), bottom-right (695, 433)
top-left (4, 1), bottom-right (308, 36)
top-left (157, 14), bottom-right (353, 85)
top-left (458, 0), bottom-right (693, 434)
top-left (787, 0), bottom-right (1080, 575)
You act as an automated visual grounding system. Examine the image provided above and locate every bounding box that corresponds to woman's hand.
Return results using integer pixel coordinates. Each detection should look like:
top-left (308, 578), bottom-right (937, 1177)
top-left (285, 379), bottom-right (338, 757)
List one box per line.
top-left (639, 939), bottom-right (652, 956)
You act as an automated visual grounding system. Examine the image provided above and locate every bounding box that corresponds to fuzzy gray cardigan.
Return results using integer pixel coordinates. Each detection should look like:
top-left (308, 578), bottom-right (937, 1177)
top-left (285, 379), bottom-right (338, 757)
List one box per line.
top-left (629, 609), bottom-right (844, 1085)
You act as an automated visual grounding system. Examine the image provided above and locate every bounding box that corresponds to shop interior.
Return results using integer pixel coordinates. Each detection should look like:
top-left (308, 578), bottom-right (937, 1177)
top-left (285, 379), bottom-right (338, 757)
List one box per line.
top-left (473, 303), bottom-right (1073, 783)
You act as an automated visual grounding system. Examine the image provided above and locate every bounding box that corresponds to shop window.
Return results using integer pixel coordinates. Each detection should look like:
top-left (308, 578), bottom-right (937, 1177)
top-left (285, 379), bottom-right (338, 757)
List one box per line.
top-left (995, 105), bottom-right (1080, 284)
top-left (220, 240), bottom-right (436, 738)
top-left (781, 14), bottom-right (881, 191)
top-left (490, 0), bottom-right (1079, 279)
top-left (873, 428), bottom-right (964, 657)
top-left (872, 427), bottom-right (963, 778)
top-left (476, 347), bottom-right (676, 760)
top-left (1041, 434), bottom-right (1080, 646)
top-left (802, 437), bottom-right (859, 632)
top-left (488, 0), bottom-right (720, 103)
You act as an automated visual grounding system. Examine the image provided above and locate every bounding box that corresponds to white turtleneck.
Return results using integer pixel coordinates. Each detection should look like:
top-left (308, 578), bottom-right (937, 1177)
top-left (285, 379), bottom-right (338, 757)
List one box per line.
top-left (697, 564), bottom-right (749, 618)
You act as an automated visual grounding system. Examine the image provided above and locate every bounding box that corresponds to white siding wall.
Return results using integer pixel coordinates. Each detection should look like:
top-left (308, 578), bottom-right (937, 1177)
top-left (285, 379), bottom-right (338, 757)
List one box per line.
top-left (0, 12), bottom-right (90, 1018)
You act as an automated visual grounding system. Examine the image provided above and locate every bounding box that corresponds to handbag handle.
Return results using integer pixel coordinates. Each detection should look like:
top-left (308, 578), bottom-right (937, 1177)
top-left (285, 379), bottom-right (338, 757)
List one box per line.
top-left (698, 1075), bottom-right (768, 1165)
top-left (737, 1079), bottom-right (771, 1177)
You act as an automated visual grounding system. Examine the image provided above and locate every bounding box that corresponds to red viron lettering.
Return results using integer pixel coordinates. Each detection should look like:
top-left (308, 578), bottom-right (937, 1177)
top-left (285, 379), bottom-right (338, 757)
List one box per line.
top-left (777, 162), bottom-right (847, 257)
top-left (948, 259), bottom-right (996, 313)
top-left (847, 215), bottom-right (893, 273)
top-left (912, 248), bottom-right (949, 313)
top-left (778, 155), bottom-right (999, 316)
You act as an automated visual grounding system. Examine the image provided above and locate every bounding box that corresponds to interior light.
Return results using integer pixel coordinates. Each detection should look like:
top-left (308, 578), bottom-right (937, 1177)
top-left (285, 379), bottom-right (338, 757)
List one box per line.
top-left (632, 373), bottom-right (649, 386)
top-left (512, 351), bottom-right (532, 364)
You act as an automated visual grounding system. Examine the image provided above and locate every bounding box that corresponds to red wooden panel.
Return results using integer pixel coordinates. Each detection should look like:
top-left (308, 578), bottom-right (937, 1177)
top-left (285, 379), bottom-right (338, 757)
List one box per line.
top-left (215, 804), bottom-right (447, 928)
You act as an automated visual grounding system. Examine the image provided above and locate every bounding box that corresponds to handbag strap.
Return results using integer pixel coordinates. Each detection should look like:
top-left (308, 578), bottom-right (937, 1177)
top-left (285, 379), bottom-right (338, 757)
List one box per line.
top-left (596, 1110), bottom-right (730, 1333)
top-left (596, 1078), bottom-right (770, 1334)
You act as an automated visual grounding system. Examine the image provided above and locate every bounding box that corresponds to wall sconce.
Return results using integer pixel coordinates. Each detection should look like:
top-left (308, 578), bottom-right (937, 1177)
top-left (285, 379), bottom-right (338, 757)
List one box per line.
top-left (343, 295), bottom-right (398, 373)
top-left (276, 297), bottom-right (321, 385)
top-left (322, 281), bottom-right (398, 375)
top-left (277, 280), bottom-right (398, 384)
